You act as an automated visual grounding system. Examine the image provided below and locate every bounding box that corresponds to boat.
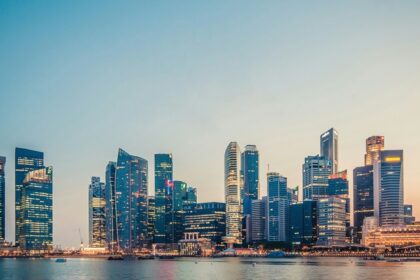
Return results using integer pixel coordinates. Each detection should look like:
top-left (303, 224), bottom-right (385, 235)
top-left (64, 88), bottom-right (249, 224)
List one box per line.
top-left (107, 255), bottom-right (124, 261)
top-left (55, 258), bottom-right (67, 263)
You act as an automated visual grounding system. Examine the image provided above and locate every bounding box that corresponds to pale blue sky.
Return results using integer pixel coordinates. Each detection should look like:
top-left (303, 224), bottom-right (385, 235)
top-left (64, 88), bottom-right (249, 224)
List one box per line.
top-left (1, 1), bottom-right (420, 247)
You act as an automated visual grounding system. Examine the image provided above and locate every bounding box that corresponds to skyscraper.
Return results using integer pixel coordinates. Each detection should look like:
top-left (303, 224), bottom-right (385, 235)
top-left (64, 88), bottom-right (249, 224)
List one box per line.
top-left (374, 150), bottom-right (404, 227)
top-left (267, 172), bottom-right (289, 242)
top-left (0, 156), bottom-right (5, 241)
top-left (115, 149), bottom-right (148, 251)
top-left (251, 197), bottom-right (266, 242)
top-left (184, 186), bottom-right (197, 205)
top-left (224, 142), bottom-right (242, 245)
top-left (302, 155), bottom-right (332, 200)
top-left (403, 204), bottom-right (415, 224)
top-left (320, 128), bottom-right (338, 174)
top-left (328, 170), bottom-right (350, 236)
top-left (289, 200), bottom-right (318, 246)
top-left (172, 180), bottom-right (188, 243)
top-left (241, 145), bottom-right (259, 216)
top-left (317, 196), bottom-right (346, 246)
top-left (154, 153), bottom-right (173, 244)
top-left (147, 196), bottom-right (155, 242)
top-left (15, 148), bottom-right (44, 245)
top-left (353, 165), bottom-right (374, 242)
top-left (88, 177), bottom-right (106, 248)
top-left (105, 161), bottom-right (117, 251)
top-left (20, 167), bottom-right (53, 251)
top-left (365, 136), bottom-right (384, 165)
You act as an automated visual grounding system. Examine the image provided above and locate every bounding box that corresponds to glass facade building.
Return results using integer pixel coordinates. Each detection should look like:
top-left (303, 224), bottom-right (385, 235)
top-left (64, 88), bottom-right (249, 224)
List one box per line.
top-left (328, 171), bottom-right (350, 234)
top-left (302, 155), bottom-right (332, 200)
top-left (224, 142), bottom-right (242, 245)
top-left (184, 202), bottom-right (226, 243)
top-left (317, 197), bottom-right (346, 246)
top-left (20, 167), bottom-right (53, 251)
top-left (374, 150), bottom-right (404, 227)
top-left (89, 176), bottom-right (106, 248)
top-left (403, 204), bottom-right (415, 224)
top-left (241, 145), bottom-right (259, 216)
top-left (105, 161), bottom-right (117, 251)
top-left (353, 165), bottom-right (374, 242)
top-left (267, 172), bottom-right (289, 242)
top-left (115, 149), bottom-right (148, 251)
top-left (15, 148), bottom-right (44, 245)
top-left (154, 154), bottom-right (173, 244)
top-left (0, 156), bottom-right (5, 241)
top-left (365, 136), bottom-right (384, 165)
top-left (320, 128), bottom-right (338, 174)
top-left (289, 200), bottom-right (318, 246)
top-left (147, 196), bottom-right (155, 242)
top-left (251, 197), bottom-right (266, 242)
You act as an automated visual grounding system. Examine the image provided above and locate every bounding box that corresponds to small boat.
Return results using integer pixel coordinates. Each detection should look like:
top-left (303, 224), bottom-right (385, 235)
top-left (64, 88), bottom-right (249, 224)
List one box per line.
top-left (108, 255), bottom-right (124, 261)
top-left (55, 258), bottom-right (67, 263)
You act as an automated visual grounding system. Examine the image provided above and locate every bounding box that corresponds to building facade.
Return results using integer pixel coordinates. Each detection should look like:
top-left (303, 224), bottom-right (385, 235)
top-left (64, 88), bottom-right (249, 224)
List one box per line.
top-left (353, 165), bottom-right (374, 242)
top-left (88, 177), bottom-right (106, 248)
top-left (224, 142), bottom-right (242, 245)
top-left (0, 157), bottom-right (5, 241)
top-left (241, 145), bottom-right (259, 216)
top-left (20, 167), bottom-right (53, 251)
top-left (374, 150), bottom-right (404, 227)
top-left (147, 196), bottom-right (155, 242)
top-left (154, 153), bottom-right (173, 244)
top-left (317, 197), bottom-right (346, 246)
top-left (105, 161), bottom-right (117, 251)
top-left (15, 148), bottom-right (44, 245)
top-left (267, 173), bottom-right (289, 242)
top-left (365, 136), bottom-right (384, 166)
top-left (251, 197), bottom-right (266, 242)
top-left (289, 200), bottom-right (318, 246)
top-left (404, 204), bottom-right (415, 225)
top-left (302, 155), bottom-right (332, 200)
top-left (320, 128), bottom-right (338, 174)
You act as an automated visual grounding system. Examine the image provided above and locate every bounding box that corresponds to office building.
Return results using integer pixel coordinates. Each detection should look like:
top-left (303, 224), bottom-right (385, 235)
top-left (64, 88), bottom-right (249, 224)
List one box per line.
top-left (224, 142), bottom-right (242, 245)
top-left (320, 128), bottom-right (338, 174)
top-left (328, 171), bottom-right (350, 236)
top-left (88, 177), bottom-right (106, 248)
top-left (289, 200), bottom-right (318, 246)
top-left (15, 148), bottom-right (44, 245)
top-left (0, 157), bottom-right (5, 241)
top-left (105, 162), bottom-right (117, 250)
top-left (374, 150), bottom-right (404, 227)
top-left (184, 202), bottom-right (226, 243)
top-left (147, 196), bottom-right (155, 242)
top-left (404, 204), bottom-right (415, 225)
top-left (302, 155), bottom-right (332, 200)
top-left (287, 186), bottom-right (298, 204)
top-left (317, 197), bottom-right (346, 246)
top-left (353, 165), bottom-right (374, 242)
top-left (251, 197), bottom-right (266, 242)
top-left (115, 149), bottom-right (148, 251)
top-left (20, 167), bottom-right (53, 251)
top-left (267, 173), bottom-right (289, 242)
top-left (241, 145), bottom-right (259, 215)
top-left (154, 153), bottom-right (173, 244)
top-left (185, 186), bottom-right (197, 205)
top-left (365, 136), bottom-right (384, 165)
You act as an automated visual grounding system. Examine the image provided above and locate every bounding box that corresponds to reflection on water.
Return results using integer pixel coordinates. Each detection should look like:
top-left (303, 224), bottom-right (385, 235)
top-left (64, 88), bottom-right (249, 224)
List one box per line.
top-left (1, 257), bottom-right (420, 280)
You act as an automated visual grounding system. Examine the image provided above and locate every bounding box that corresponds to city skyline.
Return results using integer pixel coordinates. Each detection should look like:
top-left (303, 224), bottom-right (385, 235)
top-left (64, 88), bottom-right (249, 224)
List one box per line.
top-left (1, 1), bottom-right (420, 247)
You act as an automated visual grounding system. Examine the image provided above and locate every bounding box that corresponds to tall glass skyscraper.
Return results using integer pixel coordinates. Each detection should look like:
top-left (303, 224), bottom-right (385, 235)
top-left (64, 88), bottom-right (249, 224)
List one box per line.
top-left (115, 149), bottom-right (148, 251)
top-left (154, 153), bottom-right (173, 244)
top-left (320, 128), bottom-right (338, 174)
top-left (251, 197), bottom-right (266, 242)
top-left (89, 177), bottom-right (106, 248)
top-left (241, 145), bottom-right (259, 216)
top-left (20, 167), bottom-right (53, 251)
top-left (267, 172), bottom-right (289, 242)
top-left (15, 148), bottom-right (44, 245)
top-left (353, 165), bottom-right (374, 242)
top-left (224, 142), bottom-right (242, 245)
top-left (317, 196), bottom-right (346, 246)
top-left (0, 156), bottom-right (5, 241)
top-left (289, 200), bottom-right (317, 246)
top-left (147, 196), bottom-right (155, 242)
top-left (328, 170), bottom-right (350, 234)
top-left (365, 136), bottom-right (384, 165)
top-left (374, 150), bottom-right (404, 227)
top-left (302, 155), bottom-right (332, 200)
top-left (105, 161), bottom-right (117, 251)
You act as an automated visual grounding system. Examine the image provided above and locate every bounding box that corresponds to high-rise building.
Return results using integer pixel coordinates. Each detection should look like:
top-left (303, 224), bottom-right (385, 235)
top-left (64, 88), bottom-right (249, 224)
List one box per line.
top-left (184, 202), bottom-right (226, 243)
top-left (302, 155), bottom-right (332, 200)
top-left (15, 148), bottom-right (44, 245)
top-left (289, 200), bottom-right (318, 246)
top-left (365, 136), bottom-right (384, 166)
top-left (184, 186), bottom-right (197, 205)
top-left (172, 180), bottom-right (188, 243)
top-left (403, 204), bottom-right (415, 225)
top-left (374, 150), bottom-right (404, 227)
top-left (241, 145), bottom-right (259, 216)
top-left (147, 196), bottom-right (155, 242)
top-left (115, 149), bottom-right (148, 251)
top-left (251, 197), bottom-right (266, 242)
top-left (287, 186), bottom-right (298, 204)
top-left (353, 165), bottom-right (374, 242)
top-left (154, 154), bottom-right (173, 244)
top-left (105, 161), bottom-right (117, 251)
top-left (0, 156), bottom-right (5, 241)
top-left (317, 197), bottom-right (346, 246)
top-left (88, 177), bottom-right (106, 248)
top-left (320, 128), bottom-right (338, 174)
top-left (20, 167), bottom-right (53, 251)
top-left (328, 170), bottom-right (350, 238)
top-left (224, 142), bottom-right (242, 245)
top-left (267, 172), bottom-right (289, 242)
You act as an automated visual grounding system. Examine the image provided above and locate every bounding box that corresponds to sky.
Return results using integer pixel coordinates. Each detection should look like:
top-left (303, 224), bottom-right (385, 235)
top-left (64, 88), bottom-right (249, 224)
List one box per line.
top-left (1, 0), bottom-right (420, 247)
